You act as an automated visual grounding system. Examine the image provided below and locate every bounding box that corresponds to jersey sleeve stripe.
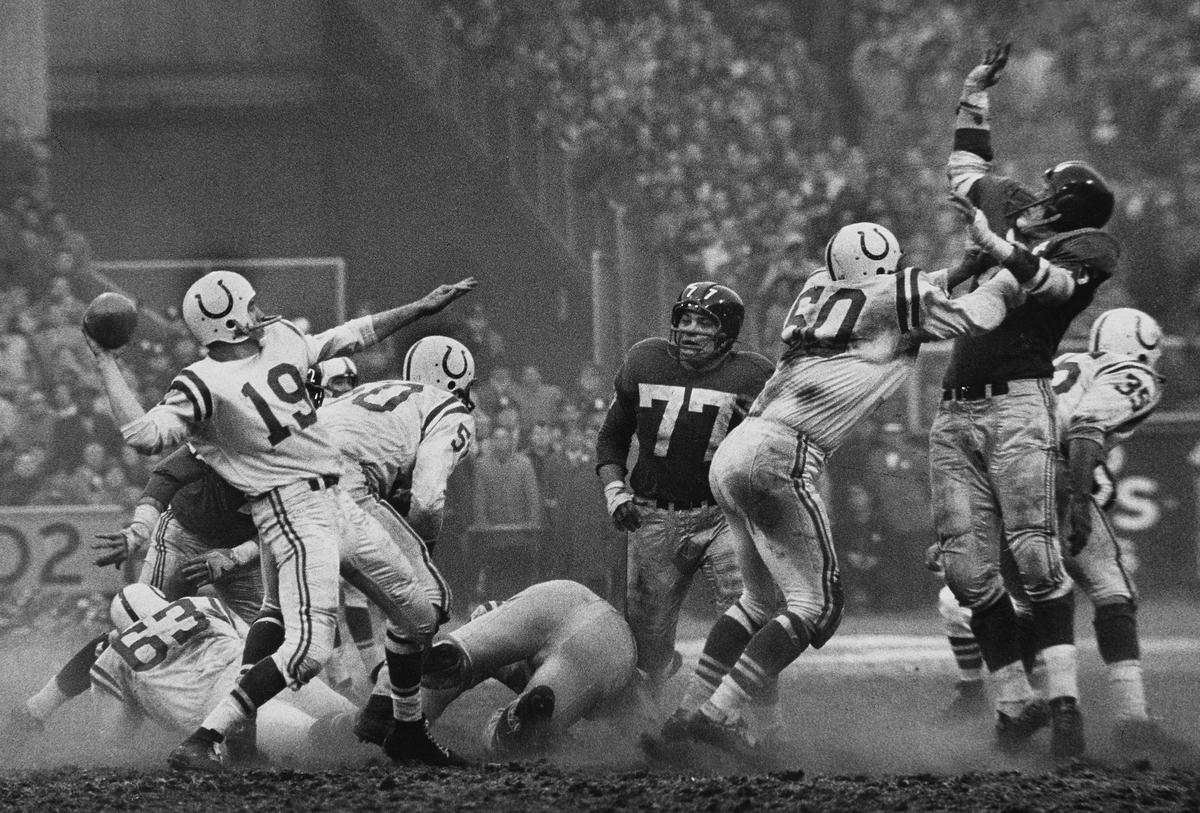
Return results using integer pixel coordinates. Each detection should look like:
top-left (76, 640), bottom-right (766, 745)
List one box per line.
top-left (906, 267), bottom-right (921, 330)
top-left (895, 270), bottom-right (910, 333)
top-left (420, 397), bottom-right (466, 436)
top-left (90, 665), bottom-right (124, 700)
top-left (168, 380), bottom-right (203, 423)
top-left (178, 370), bottom-right (214, 421)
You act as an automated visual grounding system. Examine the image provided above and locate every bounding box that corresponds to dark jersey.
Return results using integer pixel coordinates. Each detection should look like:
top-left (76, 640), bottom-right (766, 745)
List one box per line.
top-left (595, 338), bottom-right (773, 504)
top-left (143, 445), bottom-right (256, 548)
top-left (942, 174), bottom-right (1120, 388)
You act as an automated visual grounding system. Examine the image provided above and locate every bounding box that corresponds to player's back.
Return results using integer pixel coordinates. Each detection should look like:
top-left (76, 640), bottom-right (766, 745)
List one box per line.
top-left (1051, 350), bottom-right (1161, 447)
top-left (174, 321), bottom-right (342, 494)
top-left (752, 269), bottom-right (918, 454)
top-left (90, 596), bottom-right (244, 731)
top-left (320, 379), bottom-right (469, 498)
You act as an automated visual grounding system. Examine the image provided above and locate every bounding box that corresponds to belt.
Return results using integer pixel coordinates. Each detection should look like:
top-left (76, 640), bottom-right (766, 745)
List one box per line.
top-left (251, 473), bottom-right (340, 501)
top-left (636, 497), bottom-right (718, 511)
top-left (307, 473), bottom-right (339, 491)
top-left (942, 382), bottom-right (1009, 402)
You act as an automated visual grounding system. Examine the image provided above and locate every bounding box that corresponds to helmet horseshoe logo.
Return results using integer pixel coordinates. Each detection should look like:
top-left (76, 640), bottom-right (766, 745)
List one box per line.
top-left (196, 280), bottom-right (235, 319)
top-left (442, 347), bottom-right (469, 379)
top-left (859, 228), bottom-right (890, 261)
top-left (1136, 320), bottom-right (1159, 351)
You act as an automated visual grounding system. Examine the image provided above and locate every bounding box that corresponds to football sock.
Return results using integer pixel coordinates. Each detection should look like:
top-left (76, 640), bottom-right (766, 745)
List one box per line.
top-left (1040, 644), bottom-right (1079, 702)
top-left (968, 594), bottom-right (1023, 673)
top-left (1107, 660), bottom-right (1148, 721)
top-left (241, 614), bottom-right (285, 668)
top-left (948, 635), bottom-right (984, 683)
top-left (703, 612), bottom-right (810, 721)
top-left (201, 658), bottom-right (287, 738)
top-left (57, 633), bottom-right (109, 697)
top-left (385, 630), bottom-right (423, 723)
top-left (679, 602), bottom-right (761, 715)
top-left (993, 660), bottom-right (1037, 716)
top-left (26, 680), bottom-right (71, 722)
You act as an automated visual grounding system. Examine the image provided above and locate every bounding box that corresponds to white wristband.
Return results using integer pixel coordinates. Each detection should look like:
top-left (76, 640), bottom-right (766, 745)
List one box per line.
top-left (229, 540), bottom-right (259, 568)
top-left (966, 209), bottom-right (1013, 262)
top-left (604, 481), bottom-right (634, 516)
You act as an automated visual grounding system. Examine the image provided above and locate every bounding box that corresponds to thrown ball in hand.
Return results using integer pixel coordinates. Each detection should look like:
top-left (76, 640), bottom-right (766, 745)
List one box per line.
top-left (84, 292), bottom-right (139, 349)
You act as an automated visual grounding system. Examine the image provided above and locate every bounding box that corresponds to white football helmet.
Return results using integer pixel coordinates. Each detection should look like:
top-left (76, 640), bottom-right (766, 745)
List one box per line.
top-left (1089, 307), bottom-right (1163, 368)
top-left (825, 222), bottom-right (902, 283)
top-left (314, 357), bottom-right (360, 398)
top-left (182, 270), bottom-right (280, 346)
top-left (109, 583), bottom-right (169, 630)
top-left (402, 336), bottom-right (475, 402)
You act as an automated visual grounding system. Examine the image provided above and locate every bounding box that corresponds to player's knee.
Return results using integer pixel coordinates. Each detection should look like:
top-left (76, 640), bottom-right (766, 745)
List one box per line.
top-left (384, 624), bottom-right (429, 656)
top-left (1093, 599), bottom-right (1139, 664)
top-left (1007, 530), bottom-right (1071, 602)
top-left (736, 592), bottom-right (776, 629)
top-left (272, 649), bottom-right (327, 688)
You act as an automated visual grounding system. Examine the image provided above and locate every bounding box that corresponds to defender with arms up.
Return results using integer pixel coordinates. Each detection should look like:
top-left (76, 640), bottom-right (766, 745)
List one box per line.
top-left (930, 43), bottom-right (1120, 760)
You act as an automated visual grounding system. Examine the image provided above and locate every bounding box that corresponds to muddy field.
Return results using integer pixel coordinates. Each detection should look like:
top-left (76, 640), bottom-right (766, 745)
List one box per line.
top-left (4, 598), bottom-right (1200, 811)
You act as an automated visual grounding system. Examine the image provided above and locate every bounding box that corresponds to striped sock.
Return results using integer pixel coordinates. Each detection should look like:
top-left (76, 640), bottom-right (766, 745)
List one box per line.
top-left (949, 635), bottom-right (983, 683)
top-left (703, 612), bottom-right (810, 721)
top-left (385, 630), bottom-right (423, 723)
top-left (678, 602), bottom-right (762, 715)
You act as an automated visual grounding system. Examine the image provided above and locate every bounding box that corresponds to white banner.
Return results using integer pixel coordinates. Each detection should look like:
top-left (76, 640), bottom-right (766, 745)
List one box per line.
top-left (0, 506), bottom-right (134, 594)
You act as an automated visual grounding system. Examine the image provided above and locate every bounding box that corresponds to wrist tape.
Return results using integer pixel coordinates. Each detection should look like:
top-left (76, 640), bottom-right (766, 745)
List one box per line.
top-left (604, 480), bottom-right (634, 516)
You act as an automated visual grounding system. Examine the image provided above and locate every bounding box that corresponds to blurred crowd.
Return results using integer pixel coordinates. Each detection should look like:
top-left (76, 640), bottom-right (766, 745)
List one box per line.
top-left (9, 0), bottom-right (1200, 623)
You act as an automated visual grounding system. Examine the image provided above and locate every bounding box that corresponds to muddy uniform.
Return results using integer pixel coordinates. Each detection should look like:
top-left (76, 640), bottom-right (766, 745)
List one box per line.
top-left (421, 580), bottom-right (637, 753)
top-left (595, 337), bottom-right (772, 678)
top-left (90, 596), bottom-right (353, 758)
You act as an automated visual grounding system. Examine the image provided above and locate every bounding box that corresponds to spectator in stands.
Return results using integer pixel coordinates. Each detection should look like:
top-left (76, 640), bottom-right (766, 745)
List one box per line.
top-left (513, 364), bottom-right (563, 436)
top-left (0, 311), bottom-right (37, 389)
top-left (470, 424), bottom-right (544, 601)
top-left (473, 365), bottom-right (518, 417)
top-left (12, 385), bottom-right (54, 452)
top-left (525, 420), bottom-right (563, 576)
top-left (459, 302), bottom-right (507, 373)
top-left (65, 440), bottom-right (112, 505)
top-left (46, 210), bottom-right (93, 279)
top-left (569, 362), bottom-right (610, 418)
top-left (0, 445), bottom-right (49, 506)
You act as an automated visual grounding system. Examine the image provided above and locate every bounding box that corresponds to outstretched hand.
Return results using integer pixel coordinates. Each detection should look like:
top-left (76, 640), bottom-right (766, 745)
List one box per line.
top-left (966, 42), bottom-right (1010, 88)
top-left (92, 526), bottom-right (146, 569)
top-left (420, 277), bottom-right (478, 315)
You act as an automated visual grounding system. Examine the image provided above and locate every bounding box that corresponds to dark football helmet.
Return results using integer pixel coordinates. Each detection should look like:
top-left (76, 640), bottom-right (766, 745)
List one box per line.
top-left (1011, 161), bottom-right (1115, 232)
top-left (668, 281), bottom-right (744, 366)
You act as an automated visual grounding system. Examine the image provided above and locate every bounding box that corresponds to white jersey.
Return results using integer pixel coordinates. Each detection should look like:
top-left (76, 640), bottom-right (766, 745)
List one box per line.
top-left (90, 596), bottom-right (244, 733)
top-left (122, 319), bottom-right (375, 495)
top-left (320, 379), bottom-right (474, 533)
top-left (1051, 351), bottom-right (1162, 448)
top-left (751, 267), bottom-right (1015, 453)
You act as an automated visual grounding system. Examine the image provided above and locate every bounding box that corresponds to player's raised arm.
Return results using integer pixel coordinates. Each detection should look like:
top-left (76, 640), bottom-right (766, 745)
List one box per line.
top-left (949, 42), bottom-right (1010, 195)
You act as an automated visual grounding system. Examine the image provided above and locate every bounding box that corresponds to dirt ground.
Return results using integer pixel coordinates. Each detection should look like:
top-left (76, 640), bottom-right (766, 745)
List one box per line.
top-left (3, 596), bottom-right (1200, 811)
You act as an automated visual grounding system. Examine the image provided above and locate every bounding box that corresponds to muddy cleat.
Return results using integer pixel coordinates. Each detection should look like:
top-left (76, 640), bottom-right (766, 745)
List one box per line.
top-left (1049, 696), bottom-right (1085, 760)
top-left (383, 715), bottom-right (468, 768)
top-left (226, 716), bottom-right (268, 769)
top-left (1113, 717), bottom-right (1198, 762)
top-left (686, 711), bottom-right (760, 762)
top-left (940, 680), bottom-right (987, 724)
top-left (353, 693), bottom-right (395, 745)
top-left (168, 728), bottom-right (225, 773)
top-left (10, 704), bottom-right (44, 735)
top-left (660, 708), bottom-right (695, 743)
top-left (995, 698), bottom-right (1050, 754)
top-left (491, 685), bottom-right (556, 756)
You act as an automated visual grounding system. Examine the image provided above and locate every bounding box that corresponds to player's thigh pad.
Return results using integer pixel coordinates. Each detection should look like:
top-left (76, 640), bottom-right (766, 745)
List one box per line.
top-left (336, 491), bottom-right (436, 641)
top-left (929, 405), bottom-right (995, 540)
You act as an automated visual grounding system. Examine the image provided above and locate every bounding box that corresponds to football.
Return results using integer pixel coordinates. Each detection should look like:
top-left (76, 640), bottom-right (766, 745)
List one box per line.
top-left (83, 292), bottom-right (139, 350)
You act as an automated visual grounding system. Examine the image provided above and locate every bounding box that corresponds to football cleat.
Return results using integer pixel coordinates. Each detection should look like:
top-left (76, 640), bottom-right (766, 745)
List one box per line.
top-left (685, 711), bottom-right (760, 762)
top-left (225, 716), bottom-right (268, 769)
top-left (1049, 696), bottom-right (1086, 760)
top-left (939, 680), bottom-right (988, 724)
top-left (10, 703), bottom-right (44, 735)
top-left (490, 685), bottom-right (556, 757)
top-left (168, 729), bottom-right (225, 773)
top-left (995, 698), bottom-right (1050, 754)
top-left (1113, 717), bottom-right (1198, 763)
top-left (353, 693), bottom-right (395, 745)
top-left (383, 715), bottom-right (467, 768)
